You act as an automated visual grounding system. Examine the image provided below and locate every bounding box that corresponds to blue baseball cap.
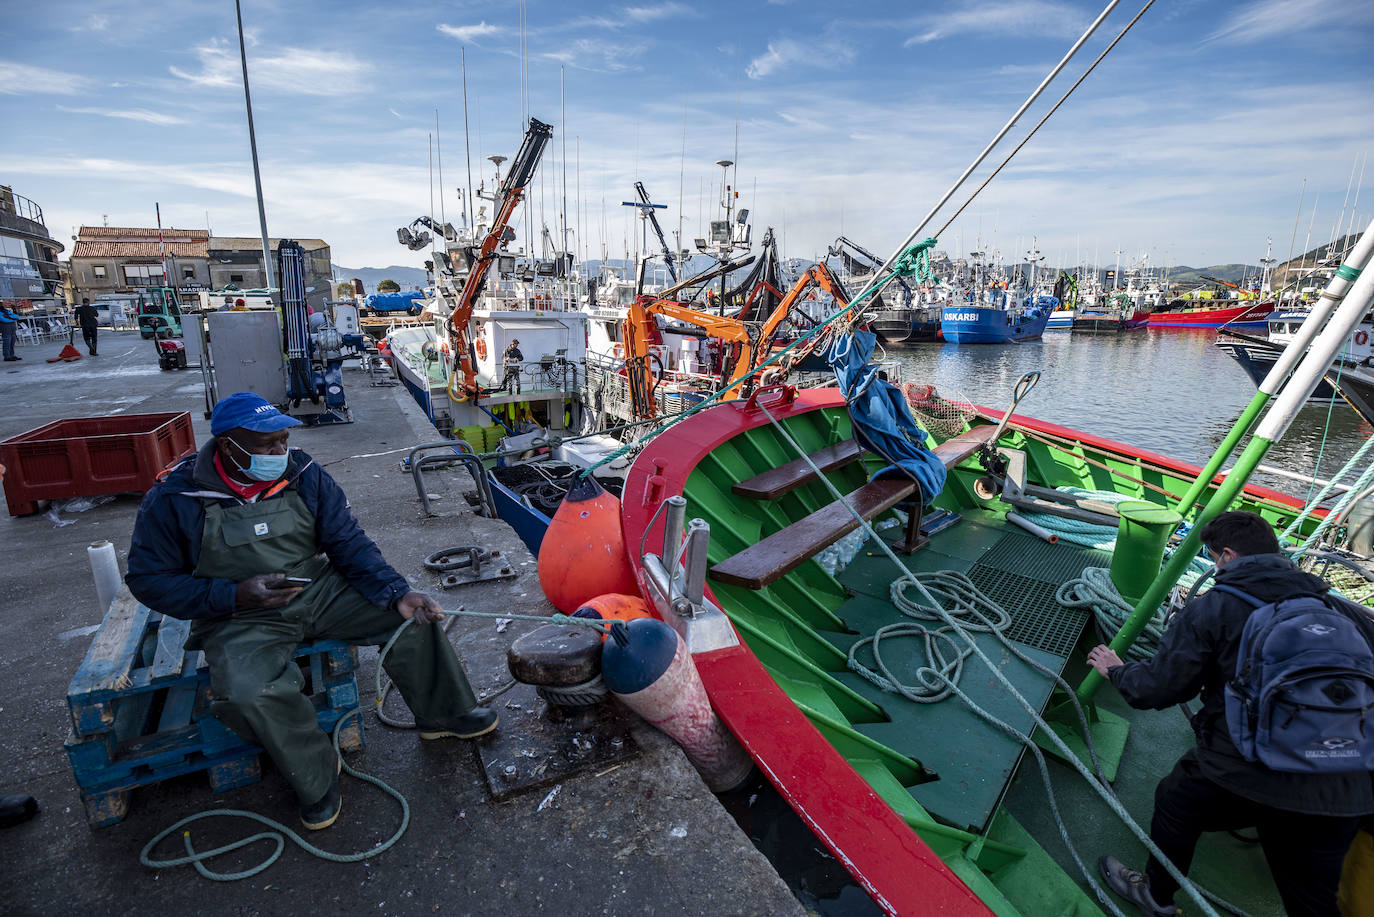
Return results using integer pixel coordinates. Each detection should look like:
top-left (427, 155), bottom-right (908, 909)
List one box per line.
top-left (210, 392), bottom-right (303, 436)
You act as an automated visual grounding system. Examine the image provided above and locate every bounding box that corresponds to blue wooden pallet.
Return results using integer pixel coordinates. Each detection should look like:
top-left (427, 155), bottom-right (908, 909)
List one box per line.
top-left (66, 586), bottom-right (365, 827)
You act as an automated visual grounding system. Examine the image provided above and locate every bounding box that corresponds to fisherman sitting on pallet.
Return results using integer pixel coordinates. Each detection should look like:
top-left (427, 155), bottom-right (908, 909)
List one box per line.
top-left (126, 392), bottom-right (497, 831)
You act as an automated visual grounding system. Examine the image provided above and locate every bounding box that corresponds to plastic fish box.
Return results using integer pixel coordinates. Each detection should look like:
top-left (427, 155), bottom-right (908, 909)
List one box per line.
top-left (0, 411), bottom-right (195, 515)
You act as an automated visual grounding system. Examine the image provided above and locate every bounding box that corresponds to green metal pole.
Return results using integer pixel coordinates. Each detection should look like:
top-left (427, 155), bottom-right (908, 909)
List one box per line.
top-left (1171, 390), bottom-right (1267, 515)
top-left (1080, 225), bottom-right (1374, 703)
top-left (1079, 434), bottom-right (1272, 702)
top-left (1172, 234), bottom-right (1374, 517)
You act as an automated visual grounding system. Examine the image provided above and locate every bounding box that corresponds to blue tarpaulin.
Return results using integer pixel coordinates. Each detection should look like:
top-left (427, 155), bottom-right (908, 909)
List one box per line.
top-left (364, 290), bottom-right (426, 312)
top-left (826, 329), bottom-right (947, 503)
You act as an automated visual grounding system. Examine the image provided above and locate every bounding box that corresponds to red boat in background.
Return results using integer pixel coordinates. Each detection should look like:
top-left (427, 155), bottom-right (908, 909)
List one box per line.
top-left (1147, 299), bottom-right (1273, 327)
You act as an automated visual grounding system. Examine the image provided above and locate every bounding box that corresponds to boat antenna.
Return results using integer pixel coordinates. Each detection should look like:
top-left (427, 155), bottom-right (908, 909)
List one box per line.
top-left (461, 47), bottom-right (474, 230)
top-left (1285, 179), bottom-right (1306, 268)
top-left (428, 133), bottom-right (436, 256)
top-left (435, 110), bottom-right (447, 229)
top-left (234, 0), bottom-right (272, 290)
top-left (561, 66), bottom-right (568, 262)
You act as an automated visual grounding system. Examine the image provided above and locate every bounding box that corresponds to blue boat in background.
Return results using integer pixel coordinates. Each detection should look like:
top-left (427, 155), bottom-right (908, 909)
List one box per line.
top-left (940, 290), bottom-right (1054, 343)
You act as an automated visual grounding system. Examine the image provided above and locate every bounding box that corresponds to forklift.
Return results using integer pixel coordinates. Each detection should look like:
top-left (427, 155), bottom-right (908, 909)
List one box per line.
top-left (135, 286), bottom-right (183, 339)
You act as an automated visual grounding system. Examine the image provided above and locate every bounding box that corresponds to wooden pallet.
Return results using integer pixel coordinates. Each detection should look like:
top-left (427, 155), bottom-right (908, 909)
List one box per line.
top-left (66, 586), bottom-right (364, 828)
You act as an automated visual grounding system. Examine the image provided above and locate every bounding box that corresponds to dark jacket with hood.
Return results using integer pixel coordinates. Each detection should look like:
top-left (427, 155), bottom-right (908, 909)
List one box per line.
top-left (126, 438), bottom-right (410, 621)
top-left (1109, 552), bottom-right (1374, 817)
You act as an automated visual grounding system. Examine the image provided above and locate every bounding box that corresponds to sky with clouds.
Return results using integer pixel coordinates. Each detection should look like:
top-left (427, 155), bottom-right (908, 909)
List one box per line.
top-left (2, 0), bottom-right (1372, 273)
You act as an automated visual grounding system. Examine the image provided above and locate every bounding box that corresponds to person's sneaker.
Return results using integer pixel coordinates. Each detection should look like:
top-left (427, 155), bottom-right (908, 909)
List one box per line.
top-left (416, 707), bottom-right (499, 740)
top-left (1099, 856), bottom-right (1178, 916)
top-left (299, 763), bottom-right (341, 830)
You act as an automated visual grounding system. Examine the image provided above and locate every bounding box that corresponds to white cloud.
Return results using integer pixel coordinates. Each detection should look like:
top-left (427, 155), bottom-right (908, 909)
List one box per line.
top-left (904, 1), bottom-right (1086, 45)
top-left (168, 41), bottom-right (371, 96)
top-left (541, 38), bottom-right (644, 73)
top-left (1208, 0), bottom-right (1374, 44)
top-left (747, 37), bottom-right (853, 79)
top-left (623, 3), bottom-right (693, 23)
top-left (0, 61), bottom-right (88, 95)
top-left (56, 105), bottom-right (188, 126)
top-left (436, 21), bottom-right (505, 44)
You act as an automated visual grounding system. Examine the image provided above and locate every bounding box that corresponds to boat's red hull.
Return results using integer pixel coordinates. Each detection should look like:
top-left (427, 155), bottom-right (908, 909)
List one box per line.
top-left (1147, 302), bottom-right (1273, 327)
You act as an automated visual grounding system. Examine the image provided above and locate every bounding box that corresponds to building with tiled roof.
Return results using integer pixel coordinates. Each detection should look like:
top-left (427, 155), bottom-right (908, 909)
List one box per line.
top-left (68, 225), bottom-right (210, 307)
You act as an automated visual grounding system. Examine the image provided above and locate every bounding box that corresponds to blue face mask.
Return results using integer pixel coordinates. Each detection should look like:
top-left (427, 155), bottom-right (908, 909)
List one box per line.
top-left (226, 436), bottom-right (289, 482)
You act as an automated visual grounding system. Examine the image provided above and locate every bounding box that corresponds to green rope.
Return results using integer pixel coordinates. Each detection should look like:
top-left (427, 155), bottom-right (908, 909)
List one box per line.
top-left (1281, 431), bottom-right (1374, 541)
top-left (142, 609), bottom-right (605, 880)
top-left (1056, 567), bottom-right (1165, 662)
top-left (140, 710), bottom-right (408, 880)
top-left (888, 237), bottom-right (938, 285)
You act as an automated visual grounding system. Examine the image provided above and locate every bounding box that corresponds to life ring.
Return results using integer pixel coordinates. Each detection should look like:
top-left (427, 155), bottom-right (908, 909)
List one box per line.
top-left (1356, 330), bottom-right (1369, 346)
top-left (611, 343), bottom-right (625, 359)
top-left (475, 337), bottom-right (488, 359)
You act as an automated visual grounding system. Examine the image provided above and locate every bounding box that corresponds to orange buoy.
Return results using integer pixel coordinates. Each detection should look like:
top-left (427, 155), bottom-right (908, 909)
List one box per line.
top-left (537, 476), bottom-right (639, 612)
top-left (572, 592), bottom-right (652, 640)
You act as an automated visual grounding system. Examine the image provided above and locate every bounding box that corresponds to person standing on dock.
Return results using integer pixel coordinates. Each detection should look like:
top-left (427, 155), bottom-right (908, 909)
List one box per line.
top-left (1088, 511), bottom-right (1374, 917)
top-left (73, 298), bottom-right (99, 356)
top-left (0, 303), bottom-right (19, 361)
top-left (125, 392), bottom-right (497, 832)
top-left (502, 338), bottom-right (524, 393)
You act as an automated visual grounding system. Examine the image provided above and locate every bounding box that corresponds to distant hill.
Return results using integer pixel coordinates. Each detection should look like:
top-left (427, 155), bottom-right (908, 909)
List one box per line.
top-left (333, 265), bottom-right (429, 294)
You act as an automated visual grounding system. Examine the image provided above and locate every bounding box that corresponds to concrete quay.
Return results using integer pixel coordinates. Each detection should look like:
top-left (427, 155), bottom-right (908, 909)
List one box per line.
top-left (0, 330), bottom-right (804, 916)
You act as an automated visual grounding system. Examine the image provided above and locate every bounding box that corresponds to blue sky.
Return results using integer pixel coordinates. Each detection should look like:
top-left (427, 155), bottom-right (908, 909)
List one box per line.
top-left (2, 0), bottom-right (1372, 273)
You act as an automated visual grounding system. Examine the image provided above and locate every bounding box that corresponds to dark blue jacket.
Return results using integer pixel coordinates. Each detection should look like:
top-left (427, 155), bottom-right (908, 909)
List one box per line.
top-left (126, 438), bottom-right (410, 620)
top-left (1109, 553), bottom-right (1374, 817)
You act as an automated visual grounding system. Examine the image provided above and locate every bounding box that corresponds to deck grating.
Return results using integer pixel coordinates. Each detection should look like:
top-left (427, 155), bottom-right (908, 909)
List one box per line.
top-left (965, 531), bottom-right (1112, 658)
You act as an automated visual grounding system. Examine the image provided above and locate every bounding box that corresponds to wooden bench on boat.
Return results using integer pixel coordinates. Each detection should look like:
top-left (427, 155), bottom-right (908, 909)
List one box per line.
top-left (710, 426), bottom-right (998, 590)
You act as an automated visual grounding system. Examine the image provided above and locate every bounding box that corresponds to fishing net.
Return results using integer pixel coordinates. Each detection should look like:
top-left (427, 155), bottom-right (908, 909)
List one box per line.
top-left (902, 382), bottom-right (978, 439)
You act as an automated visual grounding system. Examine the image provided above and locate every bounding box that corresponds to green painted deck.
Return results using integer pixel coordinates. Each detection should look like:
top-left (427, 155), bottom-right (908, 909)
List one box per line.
top-left (688, 406), bottom-right (1291, 916)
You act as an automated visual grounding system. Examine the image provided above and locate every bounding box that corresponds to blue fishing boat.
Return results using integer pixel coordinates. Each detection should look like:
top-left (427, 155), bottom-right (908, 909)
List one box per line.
top-left (941, 290), bottom-right (1054, 343)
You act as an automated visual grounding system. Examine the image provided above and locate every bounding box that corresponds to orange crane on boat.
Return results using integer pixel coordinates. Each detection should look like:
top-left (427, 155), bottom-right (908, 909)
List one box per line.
top-left (621, 261), bottom-right (852, 418)
top-left (445, 118), bottom-right (552, 403)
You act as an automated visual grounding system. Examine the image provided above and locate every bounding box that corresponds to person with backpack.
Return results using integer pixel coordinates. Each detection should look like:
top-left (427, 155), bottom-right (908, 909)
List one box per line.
top-left (1087, 510), bottom-right (1374, 917)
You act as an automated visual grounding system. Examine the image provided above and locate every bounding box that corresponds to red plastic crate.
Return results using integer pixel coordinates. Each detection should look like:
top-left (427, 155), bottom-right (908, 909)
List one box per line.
top-left (1, 412), bottom-right (196, 516)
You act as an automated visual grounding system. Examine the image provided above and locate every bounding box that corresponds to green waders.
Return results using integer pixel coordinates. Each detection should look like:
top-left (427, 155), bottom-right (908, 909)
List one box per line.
top-left (189, 491), bottom-right (478, 805)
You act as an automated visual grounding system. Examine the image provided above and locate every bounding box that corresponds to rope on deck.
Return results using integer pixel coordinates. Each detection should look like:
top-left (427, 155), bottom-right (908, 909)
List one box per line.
top-left (755, 400), bottom-right (1232, 917)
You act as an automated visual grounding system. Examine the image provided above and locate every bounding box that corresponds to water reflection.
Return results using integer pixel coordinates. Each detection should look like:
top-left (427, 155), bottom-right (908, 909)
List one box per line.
top-left (884, 329), bottom-right (1370, 499)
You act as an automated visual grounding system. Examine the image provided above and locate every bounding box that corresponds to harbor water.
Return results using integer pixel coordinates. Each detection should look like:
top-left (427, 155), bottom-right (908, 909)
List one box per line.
top-left (884, 327), bottom-right (1369, 500)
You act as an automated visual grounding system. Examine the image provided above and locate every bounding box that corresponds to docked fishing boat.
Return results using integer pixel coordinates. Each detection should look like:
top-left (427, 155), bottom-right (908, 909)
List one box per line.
top-left (608, 358), bottom-right (1345, 915)
top-left (870, 305), bottom-right (943, 343)
top-left (941, 289), bottom-right (1053, 343)
top-left (1071, 290), bottom-right (1151, 333)
top-left (383, 118), bottom-right (588, 440)
top-left (1147, 299), bottom-right (1273, 328)
top-left (1217, 308), bottom-right (1374, 411)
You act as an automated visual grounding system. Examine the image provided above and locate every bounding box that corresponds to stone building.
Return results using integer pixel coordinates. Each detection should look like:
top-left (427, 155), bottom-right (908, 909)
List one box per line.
top-left (68, 226), bottom-right (210, 309)
top-left (208, 236), bottom-right (332, 310)
top-left (0, 185), bottom-right (65, 312)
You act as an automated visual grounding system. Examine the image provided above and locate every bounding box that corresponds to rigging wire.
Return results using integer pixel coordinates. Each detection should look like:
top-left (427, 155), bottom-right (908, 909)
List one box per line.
top-left (935, 0), bottom-right (1156, 240)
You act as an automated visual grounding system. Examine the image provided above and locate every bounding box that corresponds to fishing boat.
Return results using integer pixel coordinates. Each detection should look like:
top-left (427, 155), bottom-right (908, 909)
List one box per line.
top-left (1071, 290), bottom-right (1151, 333)
top-left (1146, 299), bottom-right (1273, 328)
top-left (1217, 308), bottom-right (1374, 412)
top-left (382, 119), bottom-right (589, 443)
top-left (608, 356), bottom-right (1346, 915)
top-left (941, 289), bottom-right (1053, 343)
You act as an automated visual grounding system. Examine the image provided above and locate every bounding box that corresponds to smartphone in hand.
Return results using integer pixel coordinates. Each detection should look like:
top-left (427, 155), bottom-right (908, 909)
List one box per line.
top-left (273, 576), bottom-right (312, 588)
